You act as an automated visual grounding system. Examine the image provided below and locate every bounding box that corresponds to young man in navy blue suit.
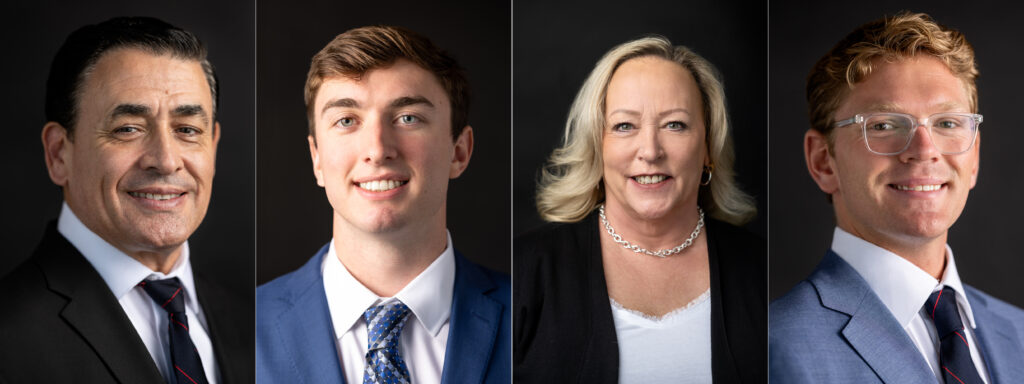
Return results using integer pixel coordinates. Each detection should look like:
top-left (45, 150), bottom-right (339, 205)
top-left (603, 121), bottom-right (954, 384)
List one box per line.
top-left (257, 26), bottom-right (511, 383)
top-left (771, 12), bottom-right (1024, 383)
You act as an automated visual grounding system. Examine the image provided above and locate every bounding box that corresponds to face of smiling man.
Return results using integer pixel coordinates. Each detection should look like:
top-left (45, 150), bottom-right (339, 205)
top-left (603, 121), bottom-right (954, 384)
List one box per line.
top-left (308, 58), bottom-right (472, 238)
top-left (43, 48), bottom-right (219, 265)
top-left (806, 55), bottom-right (979, 257)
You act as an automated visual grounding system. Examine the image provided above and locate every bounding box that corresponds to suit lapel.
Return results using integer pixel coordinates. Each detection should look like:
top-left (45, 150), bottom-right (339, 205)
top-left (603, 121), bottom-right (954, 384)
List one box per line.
top-left (966, 288), bottom-right (1024, 383)
top-left (272, 247), bottom-right (346, 384)
top-left (812, 252), bottom-right (934, 384)
top-left (195, 273), bottom-right (253, 384)
top-left (440, 252), bottom-right (501, 384)
top-left (35, 226), bottom-right (164, 383)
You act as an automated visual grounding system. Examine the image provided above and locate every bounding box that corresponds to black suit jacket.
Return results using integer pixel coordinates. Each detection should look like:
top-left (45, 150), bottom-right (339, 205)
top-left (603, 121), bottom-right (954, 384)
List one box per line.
top-left (513, 211), bottom-right (766, 383)
top-left (0, 222), bottom-right (253, 383)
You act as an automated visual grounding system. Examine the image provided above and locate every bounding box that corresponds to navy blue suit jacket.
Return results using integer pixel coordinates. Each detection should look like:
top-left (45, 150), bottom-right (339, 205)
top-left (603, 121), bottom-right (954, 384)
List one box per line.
top-left (770, 251), bottom-right (1024, 383)
top-left (257, 244), bottom-right (511, 383)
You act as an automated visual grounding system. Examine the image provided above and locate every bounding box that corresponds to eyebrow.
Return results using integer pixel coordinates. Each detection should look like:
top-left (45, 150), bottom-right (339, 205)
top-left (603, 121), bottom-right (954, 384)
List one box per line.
top-left (607, 108), bottom-right (690, 119)
top-left (864, 101), bottom-right (966, 113)
top-left (172, 104), bottom-right (210, 126)
top-left (390, 96), bottom-right (434, 109)
top-left (320, 98), bottom-right (360, 116)
top-left (110, 103), bottom-right (151, 119)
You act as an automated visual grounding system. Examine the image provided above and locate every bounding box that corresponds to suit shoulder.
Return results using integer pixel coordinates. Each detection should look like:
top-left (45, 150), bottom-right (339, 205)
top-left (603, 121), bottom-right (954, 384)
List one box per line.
top-left (965, 284), bottom-right (1024, 320)
top-left (460, 256), bottom-right (511, 307)
top-left (257, 253), bottom-right (323, 314)
top-left (770, 280), bottom-right (827, 332)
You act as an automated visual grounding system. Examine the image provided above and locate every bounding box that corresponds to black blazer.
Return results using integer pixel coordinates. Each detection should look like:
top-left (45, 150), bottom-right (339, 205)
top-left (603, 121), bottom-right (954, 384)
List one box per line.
top-left (513, 210), bottom-right (766, 383)
top-left (0, 222), bottom-right (253, 383)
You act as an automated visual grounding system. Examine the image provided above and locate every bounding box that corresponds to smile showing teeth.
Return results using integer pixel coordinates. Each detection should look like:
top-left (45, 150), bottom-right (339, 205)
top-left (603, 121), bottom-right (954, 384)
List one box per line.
top-left (129, 192), bottom-right (181, 200)
top-left (633, 175), bottom-right (667, 185)
top-left (358, 180), bottom-right (407, 192)
top-left (894, 184), bottom-right (942, 192)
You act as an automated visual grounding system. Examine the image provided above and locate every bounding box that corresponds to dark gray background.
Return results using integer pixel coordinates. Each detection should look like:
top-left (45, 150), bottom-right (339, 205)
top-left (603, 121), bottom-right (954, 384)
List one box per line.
top-left (512, 0), bottom-right (768, 239)
top-left (769, 0), bottom-right (1024, 308)
top-left (256, 0), bottom-right (512, 284)
top-left (0, 1), bottom-right (255, 298)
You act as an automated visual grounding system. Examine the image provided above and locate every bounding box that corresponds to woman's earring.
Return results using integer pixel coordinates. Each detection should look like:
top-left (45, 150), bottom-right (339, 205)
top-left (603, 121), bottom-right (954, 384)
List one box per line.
top-left (700, 164), bottom-right (714, 186)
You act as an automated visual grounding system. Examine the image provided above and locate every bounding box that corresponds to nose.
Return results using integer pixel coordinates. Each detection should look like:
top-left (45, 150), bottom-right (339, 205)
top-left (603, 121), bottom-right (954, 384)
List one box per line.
top-left (362, 116), bottom-right (398, 164)
top-left (898, 121), bottom-right (941, 162)
top-left (636, 125), bottom-right (665, 162)
top-left (140, 127), bottom-right (183, 174)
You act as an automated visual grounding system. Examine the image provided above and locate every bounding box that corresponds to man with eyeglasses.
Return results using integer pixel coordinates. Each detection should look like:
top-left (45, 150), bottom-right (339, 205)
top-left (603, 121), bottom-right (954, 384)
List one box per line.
top-left (770, 12), bottom-right (1024, 383)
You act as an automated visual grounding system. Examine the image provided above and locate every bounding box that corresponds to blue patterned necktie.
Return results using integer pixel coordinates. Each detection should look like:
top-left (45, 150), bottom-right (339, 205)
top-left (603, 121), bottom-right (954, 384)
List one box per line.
top-left (139, 278), bottom-right (209, 384)
top-left (363, 301), bottom-right (412, 384)
top-left (924, 286), bottom-right (985, 384)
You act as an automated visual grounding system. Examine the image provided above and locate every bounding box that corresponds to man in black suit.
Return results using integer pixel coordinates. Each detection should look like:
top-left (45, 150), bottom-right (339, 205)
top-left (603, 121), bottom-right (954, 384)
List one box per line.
top-left (0, 17), bottom-right (251, 383)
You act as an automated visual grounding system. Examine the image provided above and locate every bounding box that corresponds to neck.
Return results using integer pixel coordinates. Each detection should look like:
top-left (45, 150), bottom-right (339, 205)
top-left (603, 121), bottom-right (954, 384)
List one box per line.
top-left (124, 247), bottom-right (183, 274)
top-left (332, 213), bottom-right (448, 297)
top-left (602, 199), bottom-right (701, 251)
top-left (838, 222), bottom-right (947, 279)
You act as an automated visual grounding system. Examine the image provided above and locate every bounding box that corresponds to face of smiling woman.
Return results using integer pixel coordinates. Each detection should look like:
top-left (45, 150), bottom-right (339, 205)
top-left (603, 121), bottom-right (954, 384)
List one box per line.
top-left (601, 56), bottom-right (708, 223)
top-left (45, 48), bottom-right (220, 260)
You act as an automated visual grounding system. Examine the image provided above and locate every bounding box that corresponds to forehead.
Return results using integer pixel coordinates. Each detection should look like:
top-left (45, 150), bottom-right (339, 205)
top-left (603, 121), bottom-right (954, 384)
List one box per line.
top-left (840, 56), bottom-right (970, 114)
top-left (605, 56), bottom-right (699, 110)
top-left (78, 48), bottom-right (211, 111)
top-left (314, 59), bottom-right (450, 114)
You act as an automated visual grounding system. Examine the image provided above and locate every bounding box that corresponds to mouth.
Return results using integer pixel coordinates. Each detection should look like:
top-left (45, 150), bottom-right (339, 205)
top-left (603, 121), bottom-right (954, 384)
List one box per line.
top-left (356, 179), bottom-right (408, 192)
top-left (631, 174), bottom-right (670, 185)
top-left (889, 183), bottom-right (946, 192)
top-left (127, 191), bottom-right (186, 201)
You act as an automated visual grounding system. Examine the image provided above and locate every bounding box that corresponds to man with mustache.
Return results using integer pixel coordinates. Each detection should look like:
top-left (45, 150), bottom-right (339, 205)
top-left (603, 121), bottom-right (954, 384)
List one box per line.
top-left (770, 12), bottom-right (1024, 383)
top-left (256, 26), bottom-right (511, 383)
top-left (0, 17), bottom-right (251, 383)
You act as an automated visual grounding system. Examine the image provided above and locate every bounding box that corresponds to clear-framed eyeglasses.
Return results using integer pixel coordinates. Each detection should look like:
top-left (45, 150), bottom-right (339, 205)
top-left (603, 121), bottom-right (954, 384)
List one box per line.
top-left (833, 112), bottom-right (982, 155)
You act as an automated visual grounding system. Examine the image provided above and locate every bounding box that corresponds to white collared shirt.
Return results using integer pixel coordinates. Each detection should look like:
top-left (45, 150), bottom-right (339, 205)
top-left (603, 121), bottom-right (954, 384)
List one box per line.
top-left (832, 227), bottom-right (990, 383)
top-left (58, 203), bottom-right (219, 384)
top-left (322, 232), bottom-right (455, 384)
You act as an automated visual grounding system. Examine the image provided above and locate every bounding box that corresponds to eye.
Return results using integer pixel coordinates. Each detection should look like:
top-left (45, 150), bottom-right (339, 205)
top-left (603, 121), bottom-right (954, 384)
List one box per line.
top-left (611, 123), bottom-right (635, 132)
top-left (177, 126), bottom-right (202, 136)
top-left (335, 117), bottom-right (357, 128)
top-left (665, 121), bottom-right (687, 131)
top-left (867, 121), bottom-right (898, 131)
top-left (934, 119), bottom-right (961, 129)
top-left (397, 115), bottom-right (419, 125)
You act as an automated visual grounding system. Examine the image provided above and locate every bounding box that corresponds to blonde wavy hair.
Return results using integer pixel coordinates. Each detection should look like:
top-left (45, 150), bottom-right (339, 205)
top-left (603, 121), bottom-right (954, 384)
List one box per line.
top-left (807, 11), bottom-right (978, 144)
top-left (536, 36), bottom-right (757, 225)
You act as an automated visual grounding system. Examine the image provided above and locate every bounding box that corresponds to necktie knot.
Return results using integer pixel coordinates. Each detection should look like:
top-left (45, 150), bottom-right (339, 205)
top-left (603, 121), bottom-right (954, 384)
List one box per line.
top-left (140, 277), bottom-right (186, 314)
top-left (363, 301), bottom-right (412, 384)
top-left (926, 286), bottom-right (965, 337)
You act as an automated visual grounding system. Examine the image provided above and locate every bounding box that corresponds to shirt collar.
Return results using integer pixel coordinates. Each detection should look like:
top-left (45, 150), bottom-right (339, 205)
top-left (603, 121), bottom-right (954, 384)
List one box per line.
top-left (322, 231), bottom-right (456, 339)
top-left (831, 227), bottom-right (977, 329)
top-left (57, 202), bottom-right (200, 313)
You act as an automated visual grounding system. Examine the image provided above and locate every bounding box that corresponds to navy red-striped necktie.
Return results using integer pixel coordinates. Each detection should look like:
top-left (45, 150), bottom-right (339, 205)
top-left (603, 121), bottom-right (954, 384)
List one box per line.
top-left (140, 278), bottom-right (209, 384)
top-left (924, 286), bottom-right (985, 384)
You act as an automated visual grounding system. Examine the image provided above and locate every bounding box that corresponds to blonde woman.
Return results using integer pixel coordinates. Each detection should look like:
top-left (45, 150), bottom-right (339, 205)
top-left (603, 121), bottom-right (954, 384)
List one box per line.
top-left (514, 37), bottom-right (765, 383)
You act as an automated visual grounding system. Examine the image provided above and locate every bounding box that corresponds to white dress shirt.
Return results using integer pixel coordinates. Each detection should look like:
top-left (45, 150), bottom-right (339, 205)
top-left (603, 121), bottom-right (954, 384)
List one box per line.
top-left (831, 227), bottom-right (990, 383)
top-left (58, 203), bottom-right (219, 384)
top-left (611, 289), bottom-right (712, 384)
top-left (322, 232), bottom-right (456, 384)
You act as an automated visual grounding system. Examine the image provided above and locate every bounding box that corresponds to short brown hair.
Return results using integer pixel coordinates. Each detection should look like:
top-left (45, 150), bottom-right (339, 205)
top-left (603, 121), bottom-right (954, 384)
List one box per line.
top-left (806, 12), bottom-right (977, 141)
top-left (304, 25), bottom-right (469, 141)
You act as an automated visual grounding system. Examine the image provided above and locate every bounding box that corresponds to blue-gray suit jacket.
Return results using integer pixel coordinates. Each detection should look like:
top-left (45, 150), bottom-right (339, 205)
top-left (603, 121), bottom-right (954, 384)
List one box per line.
top-left (256, 244), bottom-right (511, 384)
top-left (770, 251), bottom-right (1024, 383)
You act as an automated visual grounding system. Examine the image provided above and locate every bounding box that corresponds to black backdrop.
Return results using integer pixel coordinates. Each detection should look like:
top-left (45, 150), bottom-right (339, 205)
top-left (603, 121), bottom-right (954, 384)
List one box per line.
top-left (512, 0), bottom-right (768, 239)
top-left (769, 0), bottom-right (1024, 309)
top-left (256, 0), bottom-right (512, 284)
top-left (0, 0), bottom-right (255, 299)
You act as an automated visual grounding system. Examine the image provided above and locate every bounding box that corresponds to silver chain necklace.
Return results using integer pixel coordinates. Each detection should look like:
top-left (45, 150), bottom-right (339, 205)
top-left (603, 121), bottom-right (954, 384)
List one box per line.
top-left (598, 203), bottom-right (704, 258)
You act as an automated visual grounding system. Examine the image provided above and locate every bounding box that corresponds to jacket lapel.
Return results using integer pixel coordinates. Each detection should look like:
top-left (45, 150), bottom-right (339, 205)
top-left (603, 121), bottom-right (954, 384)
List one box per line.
top-left (966, 287), bottom-right (1024, 383)
top-left (812, 252), bottom-right (934, 384)
top-left (195, 273), bottom-right (253, 384)
top-left (440, 252), bottom-right (501, 384)
top-left (35, 226), bottom-right (165, 384)
top-left (272, 246), bottom-right (347, 384)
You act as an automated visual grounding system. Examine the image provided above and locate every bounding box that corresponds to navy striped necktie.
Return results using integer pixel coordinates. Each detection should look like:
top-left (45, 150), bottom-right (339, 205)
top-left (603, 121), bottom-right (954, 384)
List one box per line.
top-left (140, 278), bottom-right (209, 384)
top-left (924, 286), bottom-right (985, 384)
